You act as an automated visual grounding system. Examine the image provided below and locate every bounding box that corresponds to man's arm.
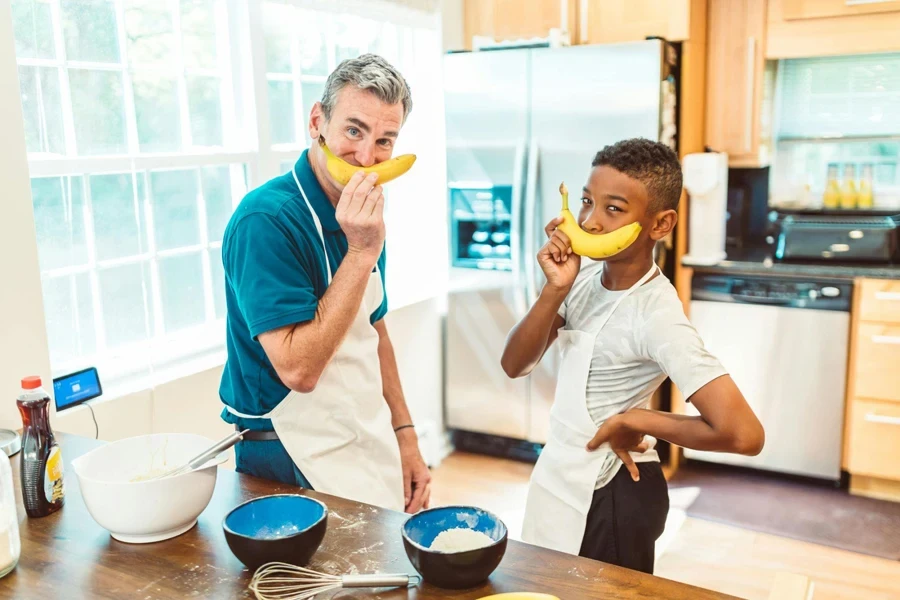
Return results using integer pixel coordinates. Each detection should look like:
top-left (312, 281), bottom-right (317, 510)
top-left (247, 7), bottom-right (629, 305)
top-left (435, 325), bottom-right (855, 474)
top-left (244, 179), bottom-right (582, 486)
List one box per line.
top-left (259, 171), bottom-right (385, 393)
top-left (373, 319), bottom-right (432, 513)
top-left (588, 375), bottom-right (765, 480)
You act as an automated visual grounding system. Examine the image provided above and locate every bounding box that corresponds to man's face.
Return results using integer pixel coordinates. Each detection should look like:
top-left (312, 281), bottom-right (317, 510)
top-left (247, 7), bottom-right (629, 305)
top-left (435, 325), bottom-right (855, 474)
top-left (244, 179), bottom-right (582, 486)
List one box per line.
top-left (577, 165), bottom-right (656, 263)
top-left (309, 86), bottom-right (404, 187)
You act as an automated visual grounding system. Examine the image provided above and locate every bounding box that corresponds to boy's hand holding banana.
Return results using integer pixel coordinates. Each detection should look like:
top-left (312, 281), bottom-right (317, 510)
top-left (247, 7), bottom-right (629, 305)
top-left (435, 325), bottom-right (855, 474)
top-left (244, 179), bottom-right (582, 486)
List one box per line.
top-left (538, 218), bottom-right (581, 293)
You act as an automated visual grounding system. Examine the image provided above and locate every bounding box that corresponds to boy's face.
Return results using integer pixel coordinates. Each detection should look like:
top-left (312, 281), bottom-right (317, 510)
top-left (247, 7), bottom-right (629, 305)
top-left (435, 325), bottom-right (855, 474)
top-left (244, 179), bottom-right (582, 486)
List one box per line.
top-left (578, 165), bottom-right (677, 263)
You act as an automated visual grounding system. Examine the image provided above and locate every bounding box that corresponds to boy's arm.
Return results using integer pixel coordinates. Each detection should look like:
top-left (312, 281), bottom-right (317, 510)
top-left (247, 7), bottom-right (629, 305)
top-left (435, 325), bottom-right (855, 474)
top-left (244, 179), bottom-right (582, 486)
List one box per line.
top-left (587, 375), bottom-right (765, 481)
top-left (501, 218), bottom-right (580, 378)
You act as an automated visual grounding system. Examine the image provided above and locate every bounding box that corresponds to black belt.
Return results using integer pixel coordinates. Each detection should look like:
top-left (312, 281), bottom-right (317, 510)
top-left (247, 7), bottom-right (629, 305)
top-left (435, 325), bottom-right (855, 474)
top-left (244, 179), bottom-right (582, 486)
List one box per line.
top-left (237, 425), bottom-right (280, 441)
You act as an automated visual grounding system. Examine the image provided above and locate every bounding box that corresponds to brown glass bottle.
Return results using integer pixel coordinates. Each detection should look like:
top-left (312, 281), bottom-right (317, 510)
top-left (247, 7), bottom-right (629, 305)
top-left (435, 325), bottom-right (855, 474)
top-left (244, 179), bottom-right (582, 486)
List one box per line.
top-left (17, 376), bottom-right (65, 518)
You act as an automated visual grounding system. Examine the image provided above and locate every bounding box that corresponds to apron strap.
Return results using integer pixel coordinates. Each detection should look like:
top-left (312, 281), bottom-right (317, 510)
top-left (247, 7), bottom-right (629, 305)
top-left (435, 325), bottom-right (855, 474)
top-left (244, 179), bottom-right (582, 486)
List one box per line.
top-left (593, 262), bottom-right (660, 332)
top-left (292, 166), bottom-right (333, 285)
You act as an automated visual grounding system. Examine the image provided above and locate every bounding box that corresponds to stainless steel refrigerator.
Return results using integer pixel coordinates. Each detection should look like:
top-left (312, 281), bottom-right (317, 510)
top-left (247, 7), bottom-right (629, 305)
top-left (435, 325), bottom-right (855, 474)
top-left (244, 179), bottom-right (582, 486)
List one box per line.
top-left (443, 40), bottom-right (678, 448)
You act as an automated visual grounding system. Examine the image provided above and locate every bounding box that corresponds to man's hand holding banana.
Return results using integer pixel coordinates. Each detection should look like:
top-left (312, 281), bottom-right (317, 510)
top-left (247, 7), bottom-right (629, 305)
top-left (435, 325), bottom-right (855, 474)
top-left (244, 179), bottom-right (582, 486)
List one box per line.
top-left (336, 171), bottom-right (386, 263)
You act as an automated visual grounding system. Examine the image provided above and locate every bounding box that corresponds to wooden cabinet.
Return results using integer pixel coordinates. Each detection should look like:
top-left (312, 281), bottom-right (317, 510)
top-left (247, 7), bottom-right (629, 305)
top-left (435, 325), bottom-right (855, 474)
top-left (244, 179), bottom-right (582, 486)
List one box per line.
top-left (583, 0), bottom-right (691, 44)
top-left (767, 0), bottom-right (900, 58)
top-left (463, 0), bottom-right (578, 47)
top-left (844, 277), bottom-right (900, 503)
top-left (705, 0), bottom-right (770, 167)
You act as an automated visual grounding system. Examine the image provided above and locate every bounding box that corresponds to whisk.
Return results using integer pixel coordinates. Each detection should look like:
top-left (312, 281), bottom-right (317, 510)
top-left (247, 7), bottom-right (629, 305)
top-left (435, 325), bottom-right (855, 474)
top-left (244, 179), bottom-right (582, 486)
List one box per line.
top-left (249, 562), bottom-right (421, 600)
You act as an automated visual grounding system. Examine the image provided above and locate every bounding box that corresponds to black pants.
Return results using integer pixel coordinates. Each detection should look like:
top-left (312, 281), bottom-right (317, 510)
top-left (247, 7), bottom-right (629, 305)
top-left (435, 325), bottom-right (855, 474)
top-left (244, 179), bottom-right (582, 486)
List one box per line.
top-left (578, 461), bottom-right (670, 574)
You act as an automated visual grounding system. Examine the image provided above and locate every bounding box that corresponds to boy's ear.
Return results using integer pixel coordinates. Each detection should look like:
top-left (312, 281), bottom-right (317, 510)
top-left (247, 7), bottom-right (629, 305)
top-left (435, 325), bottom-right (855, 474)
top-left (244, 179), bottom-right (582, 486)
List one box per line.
top-left (649, 209), bottom-right (678, 241)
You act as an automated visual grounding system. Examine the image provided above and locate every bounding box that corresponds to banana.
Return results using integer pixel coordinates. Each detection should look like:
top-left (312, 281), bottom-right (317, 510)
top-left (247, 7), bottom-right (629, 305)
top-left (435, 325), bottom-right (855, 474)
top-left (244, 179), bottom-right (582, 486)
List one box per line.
top-left (476, 594), bottom-right (560, 600)
top-left (556, 182), bottom-right (642, 259)
top-left (318, 137), bottom-right (416, 186)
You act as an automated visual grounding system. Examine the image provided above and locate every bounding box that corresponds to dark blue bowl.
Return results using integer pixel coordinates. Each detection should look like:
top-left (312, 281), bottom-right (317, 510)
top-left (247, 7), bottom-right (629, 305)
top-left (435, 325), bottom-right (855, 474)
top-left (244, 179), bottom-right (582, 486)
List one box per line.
top-left (223, 494), bottom-right (328, 570)
top-left (401, 506), bottom-right (508, 589)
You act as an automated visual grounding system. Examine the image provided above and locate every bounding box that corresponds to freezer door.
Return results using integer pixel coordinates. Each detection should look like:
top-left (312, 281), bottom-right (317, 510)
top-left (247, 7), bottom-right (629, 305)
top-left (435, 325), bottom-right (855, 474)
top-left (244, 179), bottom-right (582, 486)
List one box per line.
top-left (525, 41), bottom-right (665, 443)
top-left (444, 50), bottom-right (531, 439)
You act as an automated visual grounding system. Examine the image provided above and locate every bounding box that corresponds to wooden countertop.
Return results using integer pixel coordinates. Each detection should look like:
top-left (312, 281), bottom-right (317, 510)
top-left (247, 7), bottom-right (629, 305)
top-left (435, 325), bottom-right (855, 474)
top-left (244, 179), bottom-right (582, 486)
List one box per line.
top-left (0, 433), bottom-right (736, 599)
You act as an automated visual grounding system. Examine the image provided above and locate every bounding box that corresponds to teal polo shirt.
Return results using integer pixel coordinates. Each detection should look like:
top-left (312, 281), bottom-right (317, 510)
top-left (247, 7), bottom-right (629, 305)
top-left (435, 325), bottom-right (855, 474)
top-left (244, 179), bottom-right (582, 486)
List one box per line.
top-left (219, 150), bottom-right (388, 431)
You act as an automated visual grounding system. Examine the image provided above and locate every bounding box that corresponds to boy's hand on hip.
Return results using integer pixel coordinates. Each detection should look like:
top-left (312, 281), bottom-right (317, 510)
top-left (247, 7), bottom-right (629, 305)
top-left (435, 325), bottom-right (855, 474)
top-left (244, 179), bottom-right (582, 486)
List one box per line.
top-left (337, 171), bottom-right (385, 262)
top-left (538, 218), bottom-right (580, 292)
top-left (586, 413), bottom-right (650, 482)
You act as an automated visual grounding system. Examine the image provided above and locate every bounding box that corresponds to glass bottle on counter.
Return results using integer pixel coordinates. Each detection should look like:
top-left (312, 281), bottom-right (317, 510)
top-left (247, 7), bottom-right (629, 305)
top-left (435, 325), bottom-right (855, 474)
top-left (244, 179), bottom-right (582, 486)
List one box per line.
top-left (823, 163), bottom-right (840, 209)
top-left (0, 450), bottom-right (20, 578)
top-left (839, 164), bottom-right (858, 210)
top-left (17, 376), bottom-right (65, 518)
top-left (858, 163), bottom-right (874, 209)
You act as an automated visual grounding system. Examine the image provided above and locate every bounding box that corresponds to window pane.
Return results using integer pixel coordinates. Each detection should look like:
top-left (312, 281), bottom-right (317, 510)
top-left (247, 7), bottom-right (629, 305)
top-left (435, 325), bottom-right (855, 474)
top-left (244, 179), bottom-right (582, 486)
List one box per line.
top-left (300, 81), bottom-right (324, 143)
top-left (19, 66), bottom-right (65, 155)
top-left (201, 166), bottom-right (232, 242)
top-left (133, 73), bottom-right (182, 152)
top-left (42, 273), bottom-right (97, 367)
top-left (11, 0), bottom-right (55, 60)
top-left (372, 23), bottom-right (399, 65)
top-left (187, 75), bottom-right (222, 147)
top-left (158, 252), bottom-right (205, 332)
top-left (31, 176), bottom-right (89, 271)
top-left (208, 248), bottom-right (225, 319)
top-left (98, 262), bottom-right (151, 348)
top-left (90, 173), bottom-right (146, 260)
top-left (268, 80), bottom-right (295, 145)
top-left (69, 69), bottom-right (127, 155)
top-left (180, 0), bottom-right (217, 70)
top-left (150, 169), bottom-right (200, 250)
top-left (296, 9), bottom-right (328, 76)
top-left (61, 0), bottom-right (120, 63)
top-left (123, 0), bottom-right (176, 67)
top-left (334, 15), bottom-right (373, 65)
top-left (262, 3), bottom-right (292, 74)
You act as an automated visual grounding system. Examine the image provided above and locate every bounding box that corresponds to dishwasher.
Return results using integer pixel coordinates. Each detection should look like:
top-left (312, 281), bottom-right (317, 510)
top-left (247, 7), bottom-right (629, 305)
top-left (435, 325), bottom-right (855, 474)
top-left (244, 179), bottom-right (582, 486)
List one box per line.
top-left (684, 273), bottom-right (852, 482)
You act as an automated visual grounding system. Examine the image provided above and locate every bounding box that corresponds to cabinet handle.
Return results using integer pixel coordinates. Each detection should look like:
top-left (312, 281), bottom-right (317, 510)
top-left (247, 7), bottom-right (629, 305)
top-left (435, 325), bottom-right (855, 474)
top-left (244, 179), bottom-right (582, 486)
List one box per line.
top-left (864, 413), bottom-right (900, 426)
top-left (872, 335), bottom-right (900, 345)
top-left (744, 36), bottom-right (757, 154)
top-left (874, 291), bottom-right (900, 301)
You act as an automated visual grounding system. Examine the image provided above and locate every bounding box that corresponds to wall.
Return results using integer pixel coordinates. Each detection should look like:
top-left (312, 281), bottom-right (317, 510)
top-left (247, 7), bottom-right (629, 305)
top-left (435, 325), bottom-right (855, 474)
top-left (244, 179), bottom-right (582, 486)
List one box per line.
top-left (441, 0), bottom-right (465, 51)
top-left (0, 2), bottom-right (53, 430)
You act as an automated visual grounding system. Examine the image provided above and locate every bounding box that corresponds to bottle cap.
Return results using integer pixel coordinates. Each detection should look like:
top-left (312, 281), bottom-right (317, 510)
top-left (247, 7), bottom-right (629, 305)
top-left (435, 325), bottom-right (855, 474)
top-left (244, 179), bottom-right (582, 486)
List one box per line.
top-left (21, 376), bottom-right (42, 390)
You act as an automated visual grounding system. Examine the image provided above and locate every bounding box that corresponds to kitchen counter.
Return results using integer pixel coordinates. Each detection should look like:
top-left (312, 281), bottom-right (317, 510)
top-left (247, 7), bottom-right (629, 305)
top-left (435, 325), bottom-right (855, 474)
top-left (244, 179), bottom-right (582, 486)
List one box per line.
top-left (684, 248), bottom-right (900, 281)
top-left (0, 433), bottom-right (735, 599)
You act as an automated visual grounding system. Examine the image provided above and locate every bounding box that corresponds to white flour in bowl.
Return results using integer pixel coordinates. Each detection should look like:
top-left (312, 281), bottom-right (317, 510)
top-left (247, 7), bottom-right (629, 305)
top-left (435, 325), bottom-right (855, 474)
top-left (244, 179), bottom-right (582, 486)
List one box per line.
top-left (429, 528), bottom-right (495, 552)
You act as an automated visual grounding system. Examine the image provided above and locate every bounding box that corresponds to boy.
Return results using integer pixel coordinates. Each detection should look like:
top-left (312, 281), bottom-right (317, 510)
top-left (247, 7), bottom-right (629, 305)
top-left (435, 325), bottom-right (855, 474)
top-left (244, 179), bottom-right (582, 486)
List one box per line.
top-left (501, 138), bottom-right (764, 574)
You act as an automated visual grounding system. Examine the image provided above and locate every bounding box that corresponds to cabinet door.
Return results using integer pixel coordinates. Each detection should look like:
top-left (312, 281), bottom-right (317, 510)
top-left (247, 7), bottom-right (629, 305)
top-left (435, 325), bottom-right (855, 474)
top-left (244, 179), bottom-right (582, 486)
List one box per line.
top-left (705, 0), bottom-right (768, 166)
top-left (782, 0), bottom-right (900, 20)
top-left (464, 0), bottom-right (576, 45)
top-left (585, 0), bottom-right (691, 44)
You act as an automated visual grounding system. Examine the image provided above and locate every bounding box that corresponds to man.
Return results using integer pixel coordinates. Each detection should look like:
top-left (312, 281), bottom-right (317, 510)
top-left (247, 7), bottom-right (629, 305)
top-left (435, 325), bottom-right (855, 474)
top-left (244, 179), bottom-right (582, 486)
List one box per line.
top-left (219, 54), bottom-right (431, 513)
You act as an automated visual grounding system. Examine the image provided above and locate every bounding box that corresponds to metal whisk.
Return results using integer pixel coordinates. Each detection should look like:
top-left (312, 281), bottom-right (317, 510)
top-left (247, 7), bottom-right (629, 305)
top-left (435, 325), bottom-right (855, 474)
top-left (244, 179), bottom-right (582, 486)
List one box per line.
top-left (249, 562), bottom-right (421, 600)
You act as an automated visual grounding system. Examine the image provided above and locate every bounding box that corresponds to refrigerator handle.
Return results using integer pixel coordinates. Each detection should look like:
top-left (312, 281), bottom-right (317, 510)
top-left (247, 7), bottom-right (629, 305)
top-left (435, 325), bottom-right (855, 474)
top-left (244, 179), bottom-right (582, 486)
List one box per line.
top-left (511, 139), bottom-right (528, 316)
top-left (524, 139), bottom-right (540, 304)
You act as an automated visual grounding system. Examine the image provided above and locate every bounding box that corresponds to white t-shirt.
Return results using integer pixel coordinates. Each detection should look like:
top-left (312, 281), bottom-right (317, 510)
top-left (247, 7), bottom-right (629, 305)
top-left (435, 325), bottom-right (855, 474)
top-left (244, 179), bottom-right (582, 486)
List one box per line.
top-left (557, 261), bottom-right (728, 489)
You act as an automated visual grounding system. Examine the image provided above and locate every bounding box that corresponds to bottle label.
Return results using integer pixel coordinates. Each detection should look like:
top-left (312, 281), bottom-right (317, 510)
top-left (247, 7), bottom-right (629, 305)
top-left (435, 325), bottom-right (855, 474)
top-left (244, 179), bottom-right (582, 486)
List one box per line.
top-left (44, 446), bottom-right (65, 504)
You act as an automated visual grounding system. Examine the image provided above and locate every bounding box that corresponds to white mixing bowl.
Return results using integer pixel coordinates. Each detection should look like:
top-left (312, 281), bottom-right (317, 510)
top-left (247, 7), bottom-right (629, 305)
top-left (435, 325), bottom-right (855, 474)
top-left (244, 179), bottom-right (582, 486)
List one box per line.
top-left (71, 433), bottom-right (227, 544)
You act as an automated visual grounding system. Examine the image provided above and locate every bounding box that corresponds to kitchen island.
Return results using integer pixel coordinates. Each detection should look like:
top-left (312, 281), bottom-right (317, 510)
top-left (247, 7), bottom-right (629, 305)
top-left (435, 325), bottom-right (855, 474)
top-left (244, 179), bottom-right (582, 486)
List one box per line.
top-left (0, 433), bottom-right (735, 599)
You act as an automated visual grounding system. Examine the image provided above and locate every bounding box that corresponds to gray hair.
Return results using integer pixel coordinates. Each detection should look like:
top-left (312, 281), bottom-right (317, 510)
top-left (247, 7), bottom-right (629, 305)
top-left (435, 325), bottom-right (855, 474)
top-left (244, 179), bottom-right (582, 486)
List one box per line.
top-left (320, 54), bottom-right (413, 123)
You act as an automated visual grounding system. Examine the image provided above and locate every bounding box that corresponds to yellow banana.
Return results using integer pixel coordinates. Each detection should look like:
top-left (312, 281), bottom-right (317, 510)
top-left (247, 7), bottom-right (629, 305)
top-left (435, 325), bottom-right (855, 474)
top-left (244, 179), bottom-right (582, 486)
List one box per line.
top-left (476, 594), bottom-right (560, 600)
top-left (319, 137), bottom-right (416, 186)
top-left (557, 182), bottom-right (641, 259)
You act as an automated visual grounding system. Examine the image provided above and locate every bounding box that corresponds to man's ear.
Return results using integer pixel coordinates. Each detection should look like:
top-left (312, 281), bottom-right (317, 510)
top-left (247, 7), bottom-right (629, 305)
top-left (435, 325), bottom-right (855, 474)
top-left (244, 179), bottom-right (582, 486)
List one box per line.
top-left (649, 209), bottom-right (677, 241)
top-left (308, 101), bottom-right (325, 140)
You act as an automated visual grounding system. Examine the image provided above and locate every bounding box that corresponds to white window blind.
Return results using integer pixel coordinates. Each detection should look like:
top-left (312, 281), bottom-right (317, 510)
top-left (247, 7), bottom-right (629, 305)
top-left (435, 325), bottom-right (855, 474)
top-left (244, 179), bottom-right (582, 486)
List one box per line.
top-left (777, 52), bottom-right (900, 139)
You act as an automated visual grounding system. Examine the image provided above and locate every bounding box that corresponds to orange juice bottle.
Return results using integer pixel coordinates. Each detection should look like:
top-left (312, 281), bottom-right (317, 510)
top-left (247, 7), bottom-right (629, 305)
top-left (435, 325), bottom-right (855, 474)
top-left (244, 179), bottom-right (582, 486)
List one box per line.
top-left (858, 163), bottom-right (874, 209)
top-left (823, 163), bottom-right (840, 209)
top-left (840, 164), bottom-right (857, 210)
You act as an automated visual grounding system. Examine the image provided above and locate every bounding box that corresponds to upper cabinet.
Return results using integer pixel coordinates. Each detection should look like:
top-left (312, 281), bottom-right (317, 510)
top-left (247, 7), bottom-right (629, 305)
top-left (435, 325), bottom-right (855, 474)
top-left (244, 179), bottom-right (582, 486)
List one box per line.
top-left (705, 0), bottom-right (770, 167)
top-left (463, 0), bottom-right (578, 46)
top-left (583, 0), bottom-right (691, 44)
top-left (767, 0), bottom-right (900, 58)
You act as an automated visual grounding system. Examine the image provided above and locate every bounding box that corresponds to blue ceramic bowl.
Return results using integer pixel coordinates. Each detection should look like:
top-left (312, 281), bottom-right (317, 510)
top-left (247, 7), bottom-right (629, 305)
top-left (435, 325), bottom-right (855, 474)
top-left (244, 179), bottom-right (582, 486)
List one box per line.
top-left (401, 506), bottom-right (508, 589)
top-left (223, 494), bottom-right (328, 570)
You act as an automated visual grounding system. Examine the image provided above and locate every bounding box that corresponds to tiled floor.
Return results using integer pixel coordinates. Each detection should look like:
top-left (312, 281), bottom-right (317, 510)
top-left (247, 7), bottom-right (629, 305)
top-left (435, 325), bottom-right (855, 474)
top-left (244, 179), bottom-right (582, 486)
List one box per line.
top-left (430, 452), bottom-right (900, 600)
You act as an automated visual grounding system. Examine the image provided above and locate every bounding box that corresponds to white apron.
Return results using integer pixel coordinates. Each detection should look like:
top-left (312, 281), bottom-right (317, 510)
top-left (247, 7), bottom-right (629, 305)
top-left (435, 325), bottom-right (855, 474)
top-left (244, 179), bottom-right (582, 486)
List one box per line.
top-left (521, 263), bottom-right (660, 555)
top-left (225, 167), bottom-right (405, 511)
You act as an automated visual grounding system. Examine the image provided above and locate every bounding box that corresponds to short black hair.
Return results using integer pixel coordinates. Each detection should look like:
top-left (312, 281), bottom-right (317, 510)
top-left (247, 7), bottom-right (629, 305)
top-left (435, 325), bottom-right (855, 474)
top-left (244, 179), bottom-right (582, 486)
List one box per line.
top-left (591, 138), bottom-right (683, 212)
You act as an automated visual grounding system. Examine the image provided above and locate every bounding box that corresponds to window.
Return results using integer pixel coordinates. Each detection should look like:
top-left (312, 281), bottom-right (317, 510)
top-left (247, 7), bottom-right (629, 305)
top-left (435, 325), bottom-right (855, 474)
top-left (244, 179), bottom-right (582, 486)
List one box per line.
top-left (12, 0), bottom-right (445, 389)
top-left (771, 52), bottom-right (900, 209)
